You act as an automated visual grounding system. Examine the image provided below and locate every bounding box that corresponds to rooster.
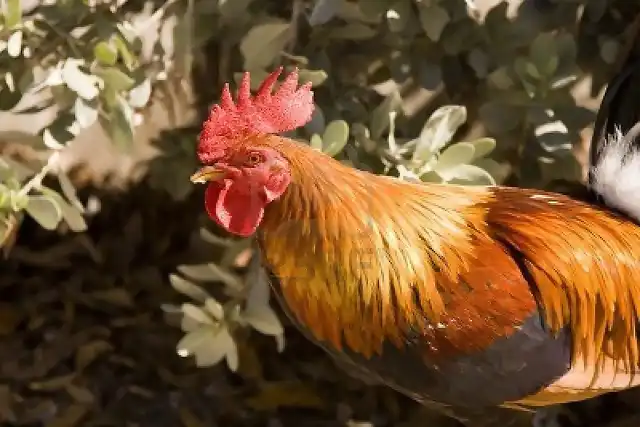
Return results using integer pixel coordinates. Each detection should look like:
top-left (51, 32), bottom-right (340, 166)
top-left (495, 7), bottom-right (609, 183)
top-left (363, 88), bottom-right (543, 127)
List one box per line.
top-left (190, 68), bottom-right (640, 426)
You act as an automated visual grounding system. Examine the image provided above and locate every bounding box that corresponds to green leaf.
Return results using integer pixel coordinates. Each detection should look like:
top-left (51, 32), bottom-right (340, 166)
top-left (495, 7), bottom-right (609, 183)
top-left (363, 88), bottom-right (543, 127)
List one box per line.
top-left (310, 134), bottom-right (323, 151)
top-left (413, 105), bottom-right (467, 163)
top-left (470, 138), bottom-right (497, 160)
top-left (309, 0), bottom-right (340, 26)
top-left (530, 33), bottom-right (559, 77)
top-left (434, 142), bottom-right (475, 176)
top-left (297, 69), bottom-right (328, 87)
top-left (57, 171), bottom-right (84, 212)
top-left (204, 298), bottom-right (224, 320)
top-left (4, 0), bottom-right (22, 28)
top-left (182, 303), bottom-right (215, 325)
top-left (58, 198), bottom-right (87, 232)
top-left (93, 41), bottom-right (118, 66)
top-left (74, 97), bottom-right (98, 129)
top-left (239, 21), bottom-right (291, 70)
top-left (244, 305), bottom-right (283, 336)
top-left (43, 191), bottom-right (87, 232)
top-left (112, 34), bottom-right (136, 71)
top-left (322, 120), bottom-right (349, 157)
top-left (95, 67), bottom-right (135, 92)
top-left (169, 274), bottom-right (211, 302)
top-left (100, 99), bottom-right (134, 150)
top-left (445, 164), bottom-right (496, 185)
top-left (25, 195), bottom-right (63, 231)
top-left (418, 4), bottom-right (450, 42)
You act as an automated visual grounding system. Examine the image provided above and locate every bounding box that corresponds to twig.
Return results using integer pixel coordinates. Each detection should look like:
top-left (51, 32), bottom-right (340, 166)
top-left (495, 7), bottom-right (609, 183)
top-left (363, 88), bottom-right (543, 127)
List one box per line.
top-left (18, 151), bottom-right (60, 197)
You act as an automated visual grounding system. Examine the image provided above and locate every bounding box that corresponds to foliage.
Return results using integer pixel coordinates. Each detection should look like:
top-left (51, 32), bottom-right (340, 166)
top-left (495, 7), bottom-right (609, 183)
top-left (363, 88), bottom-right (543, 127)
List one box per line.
top-left (0, 0), bottom-right (638, 380)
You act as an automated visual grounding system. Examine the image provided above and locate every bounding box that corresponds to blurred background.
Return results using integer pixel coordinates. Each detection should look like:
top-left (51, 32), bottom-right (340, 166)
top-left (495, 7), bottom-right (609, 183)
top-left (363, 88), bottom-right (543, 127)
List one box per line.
top-left (1, 0), bottom-right (639, 426)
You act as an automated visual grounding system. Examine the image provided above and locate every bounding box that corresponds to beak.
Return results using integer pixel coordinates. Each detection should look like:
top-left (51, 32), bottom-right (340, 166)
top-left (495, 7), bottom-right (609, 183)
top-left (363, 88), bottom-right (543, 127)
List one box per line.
top-left (190, 166), bottom-right (226, 184)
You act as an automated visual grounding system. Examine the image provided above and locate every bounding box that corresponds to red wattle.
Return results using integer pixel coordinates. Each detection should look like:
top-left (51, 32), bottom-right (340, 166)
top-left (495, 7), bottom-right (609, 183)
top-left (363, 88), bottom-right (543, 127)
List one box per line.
top-left (204, 180), bottom-right (266, 237)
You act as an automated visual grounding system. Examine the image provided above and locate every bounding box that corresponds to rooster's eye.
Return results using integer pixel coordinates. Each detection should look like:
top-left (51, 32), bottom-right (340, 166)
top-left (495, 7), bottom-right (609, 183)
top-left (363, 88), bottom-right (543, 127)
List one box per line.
top-left (246, 152), bottom-right (263, 166)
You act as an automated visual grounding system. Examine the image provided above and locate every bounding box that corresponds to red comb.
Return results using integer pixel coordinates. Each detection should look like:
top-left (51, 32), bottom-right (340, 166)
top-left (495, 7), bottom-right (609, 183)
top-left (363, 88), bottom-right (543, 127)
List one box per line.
top-left (197, 67), bottom-right (315, 163)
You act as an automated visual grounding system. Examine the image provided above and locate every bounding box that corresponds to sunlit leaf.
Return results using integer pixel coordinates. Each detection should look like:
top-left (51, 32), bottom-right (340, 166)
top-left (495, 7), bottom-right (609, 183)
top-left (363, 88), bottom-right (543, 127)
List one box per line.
top-left (128, 78), bottom-right (152, 108)
top-left (434, 142), bottom-right (475, 174)
top-left (62, 59), bottom-right (100, 100)
top-left (74, 97), bottom-right (98, 129)
top-left (244, 305), bottom-right (283, 336)
top-left (322, 120), bottom-right (349, 157)
top-left (413, 105), bottom-right (467, 163)
top-left (25, 195), bottom-right (62, 230)
top-left (182, 303), bottom-right (215, 325)
top-left (7, 30), bottom-right (22, 58)
top-left (94, 41), bottom-right (118, 66)
top-left (169, 274), bottom-right (211, 302)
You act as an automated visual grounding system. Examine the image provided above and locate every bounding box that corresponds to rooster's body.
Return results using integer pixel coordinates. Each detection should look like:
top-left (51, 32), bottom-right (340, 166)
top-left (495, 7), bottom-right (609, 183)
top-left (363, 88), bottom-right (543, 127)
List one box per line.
top-left (191, 68), bottom-right (640, 422)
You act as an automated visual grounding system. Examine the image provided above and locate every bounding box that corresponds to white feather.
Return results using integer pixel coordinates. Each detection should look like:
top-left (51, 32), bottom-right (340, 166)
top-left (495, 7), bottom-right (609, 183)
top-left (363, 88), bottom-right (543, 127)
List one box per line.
top-left (589, 126), bottom-right (640, 222)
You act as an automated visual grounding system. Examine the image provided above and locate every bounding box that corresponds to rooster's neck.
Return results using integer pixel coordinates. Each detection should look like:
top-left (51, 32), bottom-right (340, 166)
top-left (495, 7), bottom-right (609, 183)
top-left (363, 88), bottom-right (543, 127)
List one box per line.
top-left (258, 143), bottom-right (489, 357)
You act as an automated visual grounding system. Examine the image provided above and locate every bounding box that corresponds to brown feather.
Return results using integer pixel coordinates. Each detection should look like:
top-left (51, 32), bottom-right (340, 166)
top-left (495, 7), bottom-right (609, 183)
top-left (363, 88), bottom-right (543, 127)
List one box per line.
top-left (254, 135), bottom-right (640, 398)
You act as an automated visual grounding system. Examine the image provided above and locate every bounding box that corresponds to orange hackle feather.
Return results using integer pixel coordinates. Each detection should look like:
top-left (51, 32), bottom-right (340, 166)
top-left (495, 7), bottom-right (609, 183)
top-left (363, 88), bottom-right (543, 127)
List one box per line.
top-left (198, 68), bottom-right (640, 404)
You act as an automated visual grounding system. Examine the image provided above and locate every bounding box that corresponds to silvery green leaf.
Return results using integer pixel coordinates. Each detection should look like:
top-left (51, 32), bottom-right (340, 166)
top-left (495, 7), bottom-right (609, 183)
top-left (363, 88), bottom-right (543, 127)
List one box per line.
top-left (413, 105), bottom-right (467, 163)
top-left (434, 142), bottom-right (475, 174)
top-left (309, 0), bottom-right (341, 26)
top-left (181, 315), bottom-right (202, 333)
top-left (182, 303), bottom-right (215, 325)
top-left (176, 327), bottom-right (211, 357)
top-left (470, 138), bottom-right (496, 160)
top-left (25, 195), bottom-right (63, 230)
top-left (194, 325), bottom-right (235, 368)
top-left (322, 120), bottom-right (349, 157)
top-left (310, 134), bottom-right (323, 151)
top-left (239, 22), bottom-right (290, 70)
top-left (440, 164), bottom-right (495, 185)
top-left (57, 171), bottom-right (84, 212)
top-left (225, 336), bottom-right (239, 372)
top-left (55, 195), bottom-right (87, 232)
top-left (474, 158), bottom-right (509, 184)
top-left (204, 298), bottom-right (224, 320)
top-left (169, 274), bottom-right (211, 302)
top-left (244, 305), bottom-right (283, 336)
top-left (297, 69), bottom-right (328, 87)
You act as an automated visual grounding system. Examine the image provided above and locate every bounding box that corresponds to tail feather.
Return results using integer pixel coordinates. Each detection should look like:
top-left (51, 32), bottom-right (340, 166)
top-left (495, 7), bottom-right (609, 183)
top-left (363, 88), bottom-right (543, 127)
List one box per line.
top-left (589, 123), bottom-right (640, 222)
top-left (588, 51), bottom-right (640, 223)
